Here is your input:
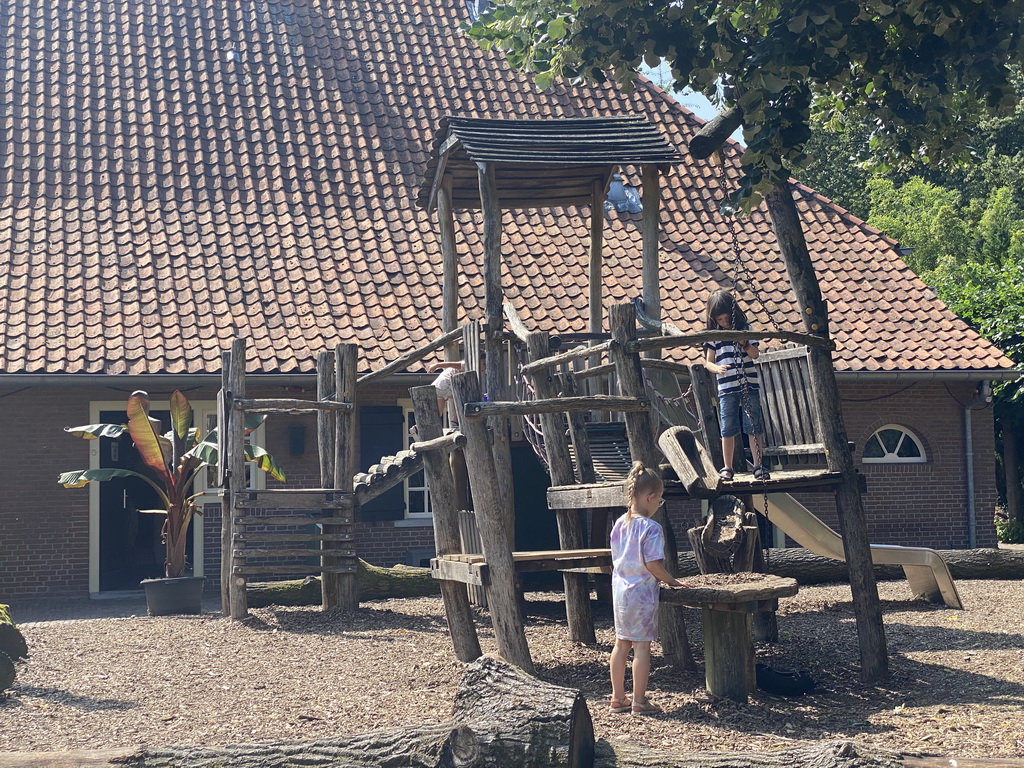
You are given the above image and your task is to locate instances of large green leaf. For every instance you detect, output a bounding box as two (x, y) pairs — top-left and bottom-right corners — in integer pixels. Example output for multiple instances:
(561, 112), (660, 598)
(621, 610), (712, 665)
(57, 468), (171, 509)
(169, 390), (193, 440)
(64, 423), (126, 440)
(126, 391), (172, 481)
(244, 444), (287, 482)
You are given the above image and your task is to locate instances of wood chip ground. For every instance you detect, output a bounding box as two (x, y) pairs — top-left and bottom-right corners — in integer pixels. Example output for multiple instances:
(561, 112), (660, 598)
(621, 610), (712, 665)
(2, 579), (1022, 758)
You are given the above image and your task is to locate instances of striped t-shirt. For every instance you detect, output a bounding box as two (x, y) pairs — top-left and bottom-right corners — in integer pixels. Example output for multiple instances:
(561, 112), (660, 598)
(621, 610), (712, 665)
(704, 340), (760, 395)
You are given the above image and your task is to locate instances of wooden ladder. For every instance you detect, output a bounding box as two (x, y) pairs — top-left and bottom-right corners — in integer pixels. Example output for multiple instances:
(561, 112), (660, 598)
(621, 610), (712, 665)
(220, 339), (359, 619)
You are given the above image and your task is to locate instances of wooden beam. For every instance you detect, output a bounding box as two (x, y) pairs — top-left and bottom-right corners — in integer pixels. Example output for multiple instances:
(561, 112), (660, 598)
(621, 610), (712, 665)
(463, 395), (649, 420)
(438, 175), (458, 360)
(477, 161), (516, 544)
(412, 386), (482, 662)
(227, 338), (248, 620)
(526, 332), (595, 644)
(451, 371), (535, 673)
(764, 180), (888, 684)
(589, 178), (605, 339)
(356, 326), (465, 388)
(325, 344), (359, 611)
(641, 165), (660, 323)
(689, 104), (744, 159)
(520, 341), (612, 376)
(218, 351), (231, 612)
(627, 328), (834, 354)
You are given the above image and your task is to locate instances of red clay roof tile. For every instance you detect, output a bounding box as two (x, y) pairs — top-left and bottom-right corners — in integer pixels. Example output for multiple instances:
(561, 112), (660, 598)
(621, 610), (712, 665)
(0, 0), (1014, 377)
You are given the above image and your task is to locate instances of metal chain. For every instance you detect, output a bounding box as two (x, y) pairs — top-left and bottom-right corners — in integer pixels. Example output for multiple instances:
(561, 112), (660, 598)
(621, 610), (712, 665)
(718, 157), (773, 569)
(718, 158), (783, 334)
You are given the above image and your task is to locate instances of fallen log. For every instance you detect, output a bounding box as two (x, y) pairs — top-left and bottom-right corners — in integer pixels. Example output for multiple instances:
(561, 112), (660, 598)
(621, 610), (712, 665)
(247, 560), (440, 607)
(677, 548), (1024, 584)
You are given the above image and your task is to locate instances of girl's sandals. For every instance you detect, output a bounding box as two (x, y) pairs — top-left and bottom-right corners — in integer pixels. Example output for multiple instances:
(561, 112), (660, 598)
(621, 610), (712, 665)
(631, 697), (661, 715)
(753, 466), (771, 481)
(718, 467), (734, 481)
(609, 697), (632, 714)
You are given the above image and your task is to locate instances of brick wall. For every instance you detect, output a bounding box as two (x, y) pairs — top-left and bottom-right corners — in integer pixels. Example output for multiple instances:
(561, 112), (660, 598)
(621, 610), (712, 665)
(0, 377), (1001, 599)
(785, 380), (998, 550)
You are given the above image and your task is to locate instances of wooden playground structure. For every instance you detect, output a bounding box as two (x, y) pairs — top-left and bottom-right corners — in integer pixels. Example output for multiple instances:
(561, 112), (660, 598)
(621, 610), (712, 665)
(215, 115), (965, 698)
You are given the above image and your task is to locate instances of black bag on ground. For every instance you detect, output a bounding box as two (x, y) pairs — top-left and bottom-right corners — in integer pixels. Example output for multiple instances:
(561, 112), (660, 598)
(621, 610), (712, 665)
(755, 663), (816, 696)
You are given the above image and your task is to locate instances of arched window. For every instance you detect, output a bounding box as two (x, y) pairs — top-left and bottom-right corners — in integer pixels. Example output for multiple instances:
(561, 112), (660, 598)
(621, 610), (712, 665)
(862, 425), (927, 464)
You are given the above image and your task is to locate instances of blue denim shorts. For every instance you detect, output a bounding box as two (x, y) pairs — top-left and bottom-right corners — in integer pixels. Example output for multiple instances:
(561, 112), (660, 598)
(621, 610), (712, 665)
(719, 390), (764, 438)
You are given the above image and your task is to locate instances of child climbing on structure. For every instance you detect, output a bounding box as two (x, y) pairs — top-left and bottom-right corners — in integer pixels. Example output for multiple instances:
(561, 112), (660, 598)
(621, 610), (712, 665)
(609, 462), (687, 715)
(703, 289), (770, 481)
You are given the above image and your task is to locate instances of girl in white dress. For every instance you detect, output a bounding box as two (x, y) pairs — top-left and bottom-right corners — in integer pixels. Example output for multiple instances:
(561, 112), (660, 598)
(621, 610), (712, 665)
(609, 462), (686, 714)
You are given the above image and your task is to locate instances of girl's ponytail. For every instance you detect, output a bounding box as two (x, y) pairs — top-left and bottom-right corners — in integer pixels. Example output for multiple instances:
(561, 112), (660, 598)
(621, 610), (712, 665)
(623, 461), (663, 522)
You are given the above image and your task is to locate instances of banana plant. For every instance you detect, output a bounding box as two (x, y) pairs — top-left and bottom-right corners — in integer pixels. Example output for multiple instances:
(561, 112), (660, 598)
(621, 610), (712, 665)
(59, 390), (285, 579)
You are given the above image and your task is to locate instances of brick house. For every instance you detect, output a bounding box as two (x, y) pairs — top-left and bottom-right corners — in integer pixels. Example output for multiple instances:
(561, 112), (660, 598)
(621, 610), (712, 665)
(0, 0), (1016, 599)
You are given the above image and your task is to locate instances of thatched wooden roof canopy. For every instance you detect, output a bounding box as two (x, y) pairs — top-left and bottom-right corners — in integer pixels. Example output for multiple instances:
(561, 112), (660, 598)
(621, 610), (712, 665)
(418, 115), (685, 212)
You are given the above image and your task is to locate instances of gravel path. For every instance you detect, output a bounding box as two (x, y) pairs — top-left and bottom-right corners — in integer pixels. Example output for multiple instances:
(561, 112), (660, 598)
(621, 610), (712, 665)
(3, 579), (1023, 758)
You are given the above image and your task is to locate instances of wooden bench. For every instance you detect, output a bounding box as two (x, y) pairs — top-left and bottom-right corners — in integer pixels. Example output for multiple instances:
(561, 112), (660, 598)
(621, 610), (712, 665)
(431, 549), (612, 586)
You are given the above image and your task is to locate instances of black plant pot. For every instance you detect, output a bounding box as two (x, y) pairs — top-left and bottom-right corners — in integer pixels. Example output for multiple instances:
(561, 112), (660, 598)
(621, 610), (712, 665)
(141, 576), (206, 616)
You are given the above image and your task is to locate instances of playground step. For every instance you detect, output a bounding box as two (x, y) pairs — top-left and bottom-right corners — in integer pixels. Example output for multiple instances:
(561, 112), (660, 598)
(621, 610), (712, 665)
(233, 489), (354, 510)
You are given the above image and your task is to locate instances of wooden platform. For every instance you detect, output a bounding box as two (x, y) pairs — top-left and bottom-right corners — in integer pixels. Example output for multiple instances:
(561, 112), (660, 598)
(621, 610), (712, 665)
(546, 468), (844, 510)
(431, 549), (612, 586)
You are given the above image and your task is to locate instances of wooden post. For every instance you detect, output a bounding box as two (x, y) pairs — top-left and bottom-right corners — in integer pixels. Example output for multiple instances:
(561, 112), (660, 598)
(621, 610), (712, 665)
(526, 333), (595, 643)
(438, 176), (459, 361)
(411, 386), (482, 662)
(227, 338), (248, 620)
(451, 371), (535, 673)
(316, 351), (336, 492)
(218, 351), (231, 614)
(608, 303), (695, 670)
(689, 363), (724, 470)
(765, 181), (888, 683)
(588, 179), (605, 341)
(641, 165), (660, 323)
(702, 606), (753, 703)
(325, 344), (359, 611)
(476, 161), (516, 548)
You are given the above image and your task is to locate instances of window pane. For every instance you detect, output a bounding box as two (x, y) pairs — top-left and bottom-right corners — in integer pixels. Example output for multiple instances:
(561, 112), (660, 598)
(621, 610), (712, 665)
(863, 434), (885, 458)
(878, 429), (901, 453)
(896, 436), (921, 458)
(408, 490), (425, 515)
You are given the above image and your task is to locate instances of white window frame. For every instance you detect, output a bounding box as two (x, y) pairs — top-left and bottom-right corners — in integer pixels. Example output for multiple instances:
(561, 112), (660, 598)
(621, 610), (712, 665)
(861, 424), (927, 464)
(400, 398), (432, 520)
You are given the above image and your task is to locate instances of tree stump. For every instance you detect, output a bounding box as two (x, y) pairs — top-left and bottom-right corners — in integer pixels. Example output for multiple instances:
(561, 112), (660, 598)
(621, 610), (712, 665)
(0, 604), (28, 663)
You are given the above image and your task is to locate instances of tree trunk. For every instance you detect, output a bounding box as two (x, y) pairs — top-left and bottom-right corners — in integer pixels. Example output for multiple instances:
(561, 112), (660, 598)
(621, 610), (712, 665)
(676, 548), (1024, 583)
(1002, 419), (1022, 529)
(246, 561), (440, 608)
(764, 182), (888, 683)
(0, 604), (28, 662)
(596, 739), (904, 768)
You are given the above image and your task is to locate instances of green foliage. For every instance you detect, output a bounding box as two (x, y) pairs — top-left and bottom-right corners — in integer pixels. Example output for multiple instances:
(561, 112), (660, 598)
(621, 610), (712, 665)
(469, 0), (1024, 206)
(60, 391), (285, 578)
(866, 178), (977, 271)
(995, 510), (1024, 543)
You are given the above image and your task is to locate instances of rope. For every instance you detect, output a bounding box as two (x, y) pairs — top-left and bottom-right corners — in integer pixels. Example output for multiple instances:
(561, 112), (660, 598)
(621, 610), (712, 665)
(512, 344), (550, 469)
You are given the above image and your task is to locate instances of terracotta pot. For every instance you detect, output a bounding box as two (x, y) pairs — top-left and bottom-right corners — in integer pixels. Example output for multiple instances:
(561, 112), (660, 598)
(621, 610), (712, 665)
(140, 576), (206, 616)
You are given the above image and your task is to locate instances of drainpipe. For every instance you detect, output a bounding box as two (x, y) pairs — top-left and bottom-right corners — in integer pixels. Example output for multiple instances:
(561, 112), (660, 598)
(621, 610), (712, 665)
(964, 381), (992, 548)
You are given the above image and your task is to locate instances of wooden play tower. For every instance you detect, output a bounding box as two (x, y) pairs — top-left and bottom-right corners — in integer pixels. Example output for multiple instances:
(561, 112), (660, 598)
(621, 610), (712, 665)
(412, 114), (892, 691)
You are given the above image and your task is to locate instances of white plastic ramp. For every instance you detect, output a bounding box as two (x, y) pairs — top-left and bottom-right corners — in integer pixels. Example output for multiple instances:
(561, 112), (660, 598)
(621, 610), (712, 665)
(752, 492), (963, 609)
